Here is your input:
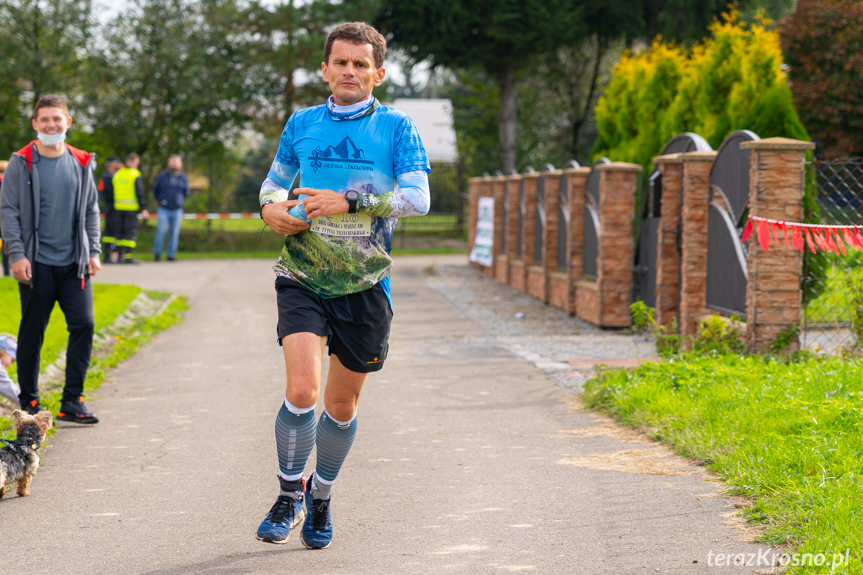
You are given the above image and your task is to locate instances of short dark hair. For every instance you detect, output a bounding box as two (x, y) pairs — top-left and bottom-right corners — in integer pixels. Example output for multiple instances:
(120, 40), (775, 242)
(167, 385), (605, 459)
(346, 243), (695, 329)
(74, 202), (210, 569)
(126, 153), (139, 164)
(324, 22), (386, 68)
(33, 94), (70, 120)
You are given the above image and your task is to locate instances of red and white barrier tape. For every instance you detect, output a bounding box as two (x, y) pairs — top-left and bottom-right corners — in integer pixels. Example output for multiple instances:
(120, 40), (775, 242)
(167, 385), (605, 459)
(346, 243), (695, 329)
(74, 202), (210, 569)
(101, 212), (261, 220)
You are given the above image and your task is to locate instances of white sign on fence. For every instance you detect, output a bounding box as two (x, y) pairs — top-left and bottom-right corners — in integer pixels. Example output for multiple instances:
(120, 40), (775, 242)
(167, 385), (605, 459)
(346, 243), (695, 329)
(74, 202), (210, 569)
(469, 196), (495, 267)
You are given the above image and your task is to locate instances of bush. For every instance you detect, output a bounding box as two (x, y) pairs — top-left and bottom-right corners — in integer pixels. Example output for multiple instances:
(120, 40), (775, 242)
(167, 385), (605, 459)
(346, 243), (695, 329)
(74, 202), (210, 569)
(779, 0), (863, 158)
(593, 9), (809, 166)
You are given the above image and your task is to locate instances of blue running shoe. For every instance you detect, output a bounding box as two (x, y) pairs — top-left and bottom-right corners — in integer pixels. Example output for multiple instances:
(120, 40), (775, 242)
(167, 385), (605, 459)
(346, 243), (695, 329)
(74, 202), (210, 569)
(301, 474), (333, 549)
(256, 494), (305, 544)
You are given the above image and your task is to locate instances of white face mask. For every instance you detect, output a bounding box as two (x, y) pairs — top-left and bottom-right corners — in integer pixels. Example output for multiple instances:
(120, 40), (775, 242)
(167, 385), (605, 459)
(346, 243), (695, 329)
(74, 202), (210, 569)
(37, 130), (66, 147)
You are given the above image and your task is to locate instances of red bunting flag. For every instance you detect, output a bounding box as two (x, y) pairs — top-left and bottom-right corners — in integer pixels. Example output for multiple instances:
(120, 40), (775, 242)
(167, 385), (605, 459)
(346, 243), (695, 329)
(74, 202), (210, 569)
(792, 225), (804, 251)
(804, 227), (817, 253)
(834, 229), (847, 255)
(743, 216), (863, 255)
(741, 217), (753, 243)
(843, 228), (858, 252)
(757, 219), (771, 252)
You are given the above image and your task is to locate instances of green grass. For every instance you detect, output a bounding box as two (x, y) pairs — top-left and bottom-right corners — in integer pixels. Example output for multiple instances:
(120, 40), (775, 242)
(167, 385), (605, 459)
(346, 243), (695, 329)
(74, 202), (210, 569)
(0, 276), (188, 438)
(583, 354), (863, 574)
(0, 277), (142, 377)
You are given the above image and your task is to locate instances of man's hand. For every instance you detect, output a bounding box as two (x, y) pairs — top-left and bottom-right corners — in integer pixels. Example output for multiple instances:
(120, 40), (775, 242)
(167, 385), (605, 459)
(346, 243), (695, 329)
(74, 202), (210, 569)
(88, 256), (101, 277)
(141, 209), (150, 220)
(11, 257), (31, 283)
(297, 187), (350, 219)
(262, 200), (311, 236)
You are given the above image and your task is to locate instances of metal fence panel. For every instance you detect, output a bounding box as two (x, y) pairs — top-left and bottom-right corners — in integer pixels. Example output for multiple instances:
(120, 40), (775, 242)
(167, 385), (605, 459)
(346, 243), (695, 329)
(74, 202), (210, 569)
(516, 179), (525, 259)
(534, 176), (545, 265)
(705, 130), (757, 316)
(802, 158), (863, 354)
(557, 173), (569, 271)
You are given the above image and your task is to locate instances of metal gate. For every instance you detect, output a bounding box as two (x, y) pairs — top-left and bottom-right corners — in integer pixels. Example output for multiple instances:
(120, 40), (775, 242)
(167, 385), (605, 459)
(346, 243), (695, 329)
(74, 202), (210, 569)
(634, 133), (712, 306)
(515, 175), (526, 260)
(557, 161), (580, 271)
(534, 166), (552, 265)
(705, 130), (759, 316)
(499, 175), (508, 256)
(583, 158), (609, 278)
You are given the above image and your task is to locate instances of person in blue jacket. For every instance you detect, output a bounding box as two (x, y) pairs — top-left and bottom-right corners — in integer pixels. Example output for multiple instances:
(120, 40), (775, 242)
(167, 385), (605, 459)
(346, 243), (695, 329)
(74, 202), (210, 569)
(151, 155), (189, 262)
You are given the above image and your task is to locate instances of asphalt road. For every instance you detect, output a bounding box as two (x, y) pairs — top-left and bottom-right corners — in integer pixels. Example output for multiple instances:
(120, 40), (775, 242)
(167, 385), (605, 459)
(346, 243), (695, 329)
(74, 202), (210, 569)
(0, 256), (775, 574)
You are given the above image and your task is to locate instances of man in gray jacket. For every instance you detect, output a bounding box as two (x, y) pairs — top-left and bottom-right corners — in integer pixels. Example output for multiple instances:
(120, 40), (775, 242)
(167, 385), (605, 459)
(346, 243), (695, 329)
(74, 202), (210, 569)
(0, 94), (102, 424)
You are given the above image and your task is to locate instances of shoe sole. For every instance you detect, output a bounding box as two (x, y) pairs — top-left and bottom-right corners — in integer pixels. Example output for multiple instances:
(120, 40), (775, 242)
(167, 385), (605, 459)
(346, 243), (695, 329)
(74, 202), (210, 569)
(57, 414), (99, 424)
(301, 535), (332, 550)
(255, 507), (305, 544)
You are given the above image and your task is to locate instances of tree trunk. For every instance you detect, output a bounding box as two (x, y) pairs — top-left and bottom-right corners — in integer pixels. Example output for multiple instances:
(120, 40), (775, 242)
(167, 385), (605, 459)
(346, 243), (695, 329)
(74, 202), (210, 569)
(497, 66), (517, 174)
(571, 39), (606, 162)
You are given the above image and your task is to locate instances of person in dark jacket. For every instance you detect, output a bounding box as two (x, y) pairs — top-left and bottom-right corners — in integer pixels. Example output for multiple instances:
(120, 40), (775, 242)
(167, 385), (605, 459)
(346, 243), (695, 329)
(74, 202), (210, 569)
(0, 94), (101, 423)
(152, 154), (189, 261)
(97, 156), (121, 263)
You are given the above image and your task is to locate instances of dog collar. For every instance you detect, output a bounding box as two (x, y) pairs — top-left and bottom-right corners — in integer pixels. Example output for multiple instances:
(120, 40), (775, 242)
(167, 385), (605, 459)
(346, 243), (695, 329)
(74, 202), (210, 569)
(1, 437), (39, 452)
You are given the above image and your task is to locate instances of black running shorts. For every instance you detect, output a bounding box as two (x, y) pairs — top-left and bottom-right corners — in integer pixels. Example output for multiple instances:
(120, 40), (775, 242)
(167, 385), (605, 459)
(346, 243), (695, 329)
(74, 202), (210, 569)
(275, 276), (392, 373)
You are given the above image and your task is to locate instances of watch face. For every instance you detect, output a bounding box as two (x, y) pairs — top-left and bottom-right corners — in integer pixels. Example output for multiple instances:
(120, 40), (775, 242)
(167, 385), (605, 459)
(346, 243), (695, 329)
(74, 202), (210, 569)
(346, 190), (359, 201)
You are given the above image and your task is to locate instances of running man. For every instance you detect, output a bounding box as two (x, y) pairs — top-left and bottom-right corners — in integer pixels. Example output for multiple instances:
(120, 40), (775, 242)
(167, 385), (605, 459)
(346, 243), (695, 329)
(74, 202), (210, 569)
(256, 21), (430, 548)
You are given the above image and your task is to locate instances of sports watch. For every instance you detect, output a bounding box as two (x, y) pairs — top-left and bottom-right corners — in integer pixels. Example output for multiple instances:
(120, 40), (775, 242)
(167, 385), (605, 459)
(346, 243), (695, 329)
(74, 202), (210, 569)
(345, 189), (360, 214)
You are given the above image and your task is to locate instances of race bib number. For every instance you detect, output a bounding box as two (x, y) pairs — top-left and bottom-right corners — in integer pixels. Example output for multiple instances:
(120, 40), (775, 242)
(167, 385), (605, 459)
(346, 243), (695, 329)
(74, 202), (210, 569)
(310, 213), (372, 237)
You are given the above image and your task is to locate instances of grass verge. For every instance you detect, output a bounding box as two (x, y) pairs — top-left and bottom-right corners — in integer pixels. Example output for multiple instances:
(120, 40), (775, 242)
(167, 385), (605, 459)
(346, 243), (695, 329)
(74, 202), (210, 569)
(0, 278), (188, 438)
(582, 353), (862, 574)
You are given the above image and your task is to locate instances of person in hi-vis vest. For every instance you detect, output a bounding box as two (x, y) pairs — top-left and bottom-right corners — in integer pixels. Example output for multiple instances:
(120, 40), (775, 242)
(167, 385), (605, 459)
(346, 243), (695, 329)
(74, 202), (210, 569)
(112, 153), (149, 264)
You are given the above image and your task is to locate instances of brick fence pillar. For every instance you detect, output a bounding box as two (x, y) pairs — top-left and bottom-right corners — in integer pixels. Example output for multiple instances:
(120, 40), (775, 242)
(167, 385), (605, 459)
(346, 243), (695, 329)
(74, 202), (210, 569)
(678, 151), (718, 344)
(503, 173), (522, 286)
(526, 168), (561, 302)
(652, 154), (684, 327)
(548, 166), (591, 313)
(492, 176), (509, 284)
(595, 162), (642, 327)
(741, 137), (814, 353)
(509, 171), (538, 292)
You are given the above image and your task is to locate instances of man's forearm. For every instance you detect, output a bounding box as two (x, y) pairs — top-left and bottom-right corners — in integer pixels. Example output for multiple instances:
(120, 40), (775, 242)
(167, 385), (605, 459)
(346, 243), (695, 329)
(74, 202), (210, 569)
(360, 170), (430, 218)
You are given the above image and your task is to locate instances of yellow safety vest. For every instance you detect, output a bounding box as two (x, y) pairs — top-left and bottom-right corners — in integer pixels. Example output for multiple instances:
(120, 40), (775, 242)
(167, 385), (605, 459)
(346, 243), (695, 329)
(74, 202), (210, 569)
(113, 167), (141, 211)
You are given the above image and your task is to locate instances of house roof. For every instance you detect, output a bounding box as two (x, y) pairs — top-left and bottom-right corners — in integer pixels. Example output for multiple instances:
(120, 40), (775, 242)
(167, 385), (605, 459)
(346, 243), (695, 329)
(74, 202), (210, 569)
(389, 98), (458, 164)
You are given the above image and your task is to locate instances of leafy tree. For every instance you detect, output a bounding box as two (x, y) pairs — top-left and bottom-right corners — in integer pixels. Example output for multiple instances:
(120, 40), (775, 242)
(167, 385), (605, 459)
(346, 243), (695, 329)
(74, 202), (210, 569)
(0, 0), (94, 155)
(779, 0), (863, 158)
(83, 0), (257, 186)
(376, 0), (589, 174)
(243, 0), (331, 136)
(640, 0), (796, 44)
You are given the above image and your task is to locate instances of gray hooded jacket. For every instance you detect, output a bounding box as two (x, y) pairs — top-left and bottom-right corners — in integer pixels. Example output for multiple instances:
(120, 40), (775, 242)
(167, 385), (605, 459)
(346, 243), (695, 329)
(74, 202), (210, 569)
(0, 141), (101, 280)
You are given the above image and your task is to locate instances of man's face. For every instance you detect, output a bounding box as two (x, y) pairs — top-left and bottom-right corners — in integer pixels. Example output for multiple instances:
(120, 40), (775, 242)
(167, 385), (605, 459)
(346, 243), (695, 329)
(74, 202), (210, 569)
(322, 40), (385, 106)
(32, 106), (72, 136)
(168, 157), (183, 172)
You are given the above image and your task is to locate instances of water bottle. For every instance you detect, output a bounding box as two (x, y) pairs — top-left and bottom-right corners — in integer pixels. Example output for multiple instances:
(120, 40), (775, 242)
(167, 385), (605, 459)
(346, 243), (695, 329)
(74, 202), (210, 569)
(288, 199), (311, 223)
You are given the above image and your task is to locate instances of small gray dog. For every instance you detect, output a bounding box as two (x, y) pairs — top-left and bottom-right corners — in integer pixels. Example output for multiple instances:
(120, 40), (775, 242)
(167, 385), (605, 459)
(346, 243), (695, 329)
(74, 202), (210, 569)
(0, 410), (52, 498)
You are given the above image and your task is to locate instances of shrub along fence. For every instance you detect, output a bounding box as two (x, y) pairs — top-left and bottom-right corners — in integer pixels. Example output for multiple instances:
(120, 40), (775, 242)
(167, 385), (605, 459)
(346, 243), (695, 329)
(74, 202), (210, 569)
(468, 134), (818, 354)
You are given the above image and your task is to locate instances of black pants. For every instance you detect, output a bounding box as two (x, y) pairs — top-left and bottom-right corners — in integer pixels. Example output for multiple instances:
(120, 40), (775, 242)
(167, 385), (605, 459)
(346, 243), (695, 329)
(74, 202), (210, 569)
(115, 211), (139, 251)
(17, 262), (95, 405)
